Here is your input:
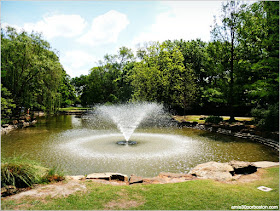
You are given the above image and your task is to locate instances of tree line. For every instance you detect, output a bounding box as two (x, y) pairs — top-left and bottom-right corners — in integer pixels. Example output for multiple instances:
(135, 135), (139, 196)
(1, 1), (279, 130)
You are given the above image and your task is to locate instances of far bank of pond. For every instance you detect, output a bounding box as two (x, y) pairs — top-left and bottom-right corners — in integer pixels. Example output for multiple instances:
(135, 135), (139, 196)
(1, 115), (279, 177)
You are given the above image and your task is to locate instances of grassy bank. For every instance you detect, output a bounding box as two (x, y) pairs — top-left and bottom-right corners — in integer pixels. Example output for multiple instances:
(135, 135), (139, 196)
(174, 115), (254, 124)
(2, 167), (279, 210)
(58, 107), (91, 112)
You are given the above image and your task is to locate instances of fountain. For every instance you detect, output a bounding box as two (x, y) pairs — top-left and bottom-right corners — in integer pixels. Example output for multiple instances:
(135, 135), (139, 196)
(94, 102), (166, 145)
(2, 101), (278, 178)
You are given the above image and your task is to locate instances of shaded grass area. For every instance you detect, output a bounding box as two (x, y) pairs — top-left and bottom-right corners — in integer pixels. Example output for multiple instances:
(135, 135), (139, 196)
(2, 167), (279, 210)
(174, 115), (254, 124)
(58, 107), (91, 111)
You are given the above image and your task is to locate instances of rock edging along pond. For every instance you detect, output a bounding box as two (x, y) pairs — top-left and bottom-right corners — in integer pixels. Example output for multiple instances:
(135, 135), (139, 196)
(64, 161), (279, 185)
(173, 119), (279, 151)
(1, 114), (37, 135)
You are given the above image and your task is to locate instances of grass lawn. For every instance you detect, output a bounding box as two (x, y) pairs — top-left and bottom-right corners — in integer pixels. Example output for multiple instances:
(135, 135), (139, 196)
(174, 115), (254, 124)
(58, 107), (91, 112)
(2, 167), (279, 210)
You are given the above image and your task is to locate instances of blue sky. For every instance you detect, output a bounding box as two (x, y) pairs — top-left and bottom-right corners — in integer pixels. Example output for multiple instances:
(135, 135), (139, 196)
(1, 1), (223, 78)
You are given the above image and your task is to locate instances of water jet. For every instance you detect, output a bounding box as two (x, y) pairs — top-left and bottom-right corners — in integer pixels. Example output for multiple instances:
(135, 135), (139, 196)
(94, 102), (166, 144)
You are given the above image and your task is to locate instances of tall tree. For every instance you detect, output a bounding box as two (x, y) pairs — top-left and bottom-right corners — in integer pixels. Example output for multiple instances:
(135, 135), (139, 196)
(211, 0), (243, 121)
(1, 26), (65, 113)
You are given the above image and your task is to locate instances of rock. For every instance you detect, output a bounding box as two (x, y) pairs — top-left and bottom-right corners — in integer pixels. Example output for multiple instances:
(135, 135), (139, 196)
(23, 122), (30, 128)
(2, 124), (9, 128)
(110, 173), (128, 182)
(228, 160), (257, 175)
(86, 173), (128, 182)
(65, 175), (85, 180)
(228, 160), (253, 169)
(252, 161), (279, 168)
(12, 120), (18, 125)
(31, 120), (37, 125)
(189, 161), (234, 181)
(129, 175), (143, 184)
(86, 173), (111, 180)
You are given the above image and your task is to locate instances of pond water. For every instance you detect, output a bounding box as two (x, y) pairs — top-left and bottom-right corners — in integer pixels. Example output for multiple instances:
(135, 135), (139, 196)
(1, 115), (278, 177)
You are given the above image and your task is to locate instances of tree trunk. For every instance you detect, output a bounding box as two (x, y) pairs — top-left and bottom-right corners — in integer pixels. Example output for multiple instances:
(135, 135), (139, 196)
(229, 28), (235, 122)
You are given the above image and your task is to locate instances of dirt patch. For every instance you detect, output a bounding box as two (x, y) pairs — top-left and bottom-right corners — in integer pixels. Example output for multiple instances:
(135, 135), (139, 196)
(105, 190), (145, 209)
(5, 180), (86, 200)
(105, 198), (145, 209)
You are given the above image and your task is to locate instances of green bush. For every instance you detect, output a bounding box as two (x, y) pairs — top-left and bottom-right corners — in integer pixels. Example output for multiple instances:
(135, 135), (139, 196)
(1, 156), (62, 188)
(205, 116), (223, 124)
(251, 103), (279, 131)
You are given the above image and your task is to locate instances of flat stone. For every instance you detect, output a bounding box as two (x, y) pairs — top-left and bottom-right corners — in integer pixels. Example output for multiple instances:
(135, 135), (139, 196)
(65, 175), (85, 180)
(86, 173), (128, 182)
(252, 161), (279, 168)
(86, 173), (112, 180)
(228, 160), (253, 169)
(129, 175), (143, 184)
(189, 161), (234, 181)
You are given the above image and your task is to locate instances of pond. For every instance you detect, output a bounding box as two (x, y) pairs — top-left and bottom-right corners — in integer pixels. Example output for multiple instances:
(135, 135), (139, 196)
(1, 115), (278, 177)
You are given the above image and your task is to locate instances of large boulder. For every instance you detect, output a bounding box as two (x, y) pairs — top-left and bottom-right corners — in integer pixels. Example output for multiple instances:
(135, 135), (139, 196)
(129, 175), (143, 184)
(189, 161), (234, 181)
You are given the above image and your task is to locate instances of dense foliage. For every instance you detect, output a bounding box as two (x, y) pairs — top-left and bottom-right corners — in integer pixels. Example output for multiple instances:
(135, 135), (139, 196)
(1, 1), (278, 130)
(1, 27), (75, 116)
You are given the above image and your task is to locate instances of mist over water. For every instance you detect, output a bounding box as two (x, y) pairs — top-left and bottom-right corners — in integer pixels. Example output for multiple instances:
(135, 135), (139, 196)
(88, 102), (172, 142)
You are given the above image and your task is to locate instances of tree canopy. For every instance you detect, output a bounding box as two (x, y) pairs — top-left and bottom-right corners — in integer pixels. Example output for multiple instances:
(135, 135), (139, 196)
(1, 1), (279, 130)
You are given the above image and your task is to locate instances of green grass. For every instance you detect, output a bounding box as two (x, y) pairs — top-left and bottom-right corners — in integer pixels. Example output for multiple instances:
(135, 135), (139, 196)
(58, 107), (91, 111)
(2, 167), (279, 210)
(174, 115), (254, 124)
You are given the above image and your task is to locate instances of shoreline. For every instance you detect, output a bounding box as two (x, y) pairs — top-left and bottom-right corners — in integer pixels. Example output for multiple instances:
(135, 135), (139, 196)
(173, 118), (279, 151)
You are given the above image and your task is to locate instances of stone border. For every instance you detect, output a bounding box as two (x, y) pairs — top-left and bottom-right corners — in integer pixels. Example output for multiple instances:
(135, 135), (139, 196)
(174, 120), (279, 151)
(64, 161), (279, 185)
(1, 115), (37, 135)
(2, 161), (278, 197)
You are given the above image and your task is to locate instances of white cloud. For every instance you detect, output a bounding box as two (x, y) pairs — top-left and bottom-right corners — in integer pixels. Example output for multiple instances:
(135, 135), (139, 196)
(3, 14), (87, 39)
(133, 1), (221, 44)
(1, 22), (23, 32)
(60, 50), (97, 78)
(77, 10), (129, 46)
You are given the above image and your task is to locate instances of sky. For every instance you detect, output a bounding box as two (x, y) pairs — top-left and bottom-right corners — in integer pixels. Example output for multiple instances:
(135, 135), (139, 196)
(1, 0), (224, 78)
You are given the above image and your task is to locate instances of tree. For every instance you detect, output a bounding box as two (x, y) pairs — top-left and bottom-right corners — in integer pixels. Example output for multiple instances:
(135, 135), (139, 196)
(131, 42), (197, 112)
(211, 0), (243, 121)
(1, 84), (16, 120)
(1, 26), (65, 114)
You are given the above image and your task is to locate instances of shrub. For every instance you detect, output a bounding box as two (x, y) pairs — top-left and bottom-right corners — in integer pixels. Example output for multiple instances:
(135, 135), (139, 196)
(1, 156), (62, 188)
(42, 167), (65, 183)
(205, 116), (223, 124)
(251, 103), (279, 131)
